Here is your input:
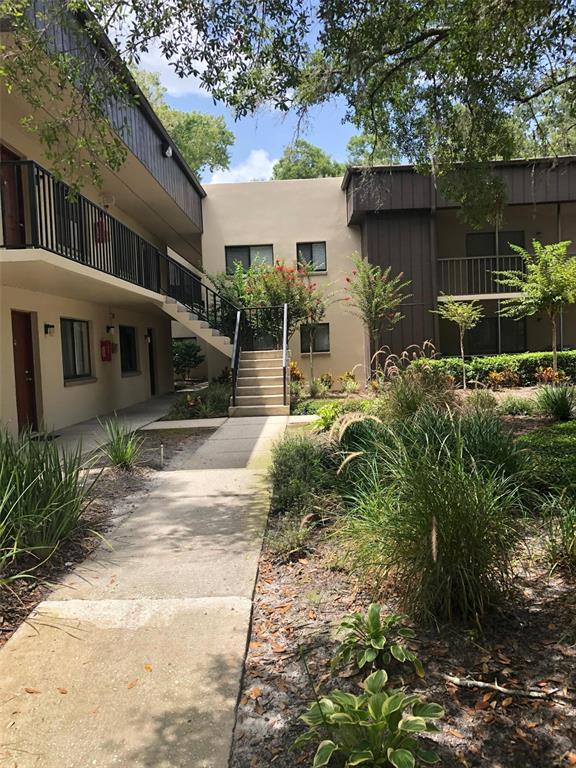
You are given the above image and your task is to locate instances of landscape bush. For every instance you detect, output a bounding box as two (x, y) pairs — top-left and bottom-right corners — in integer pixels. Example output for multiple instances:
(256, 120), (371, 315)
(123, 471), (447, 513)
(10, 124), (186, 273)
(463, 389), (498, 412)
(497, 395), (537, 416)
(0, 430), (91, 565)
(411, 350), (576, 386)
(385, 366), (455, 420)
(535, 384), (576, 421)
(269, 432), (336, 516)
(163, 382), (231, 419)
(543, 494), (576, 573)
(99, 417), (144, 469)
(172, 339), (205, 379)
(338, 412), (526, 620)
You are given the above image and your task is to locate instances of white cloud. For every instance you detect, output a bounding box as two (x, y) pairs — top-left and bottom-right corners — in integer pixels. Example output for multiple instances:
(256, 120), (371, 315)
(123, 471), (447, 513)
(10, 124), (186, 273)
(137, 44), (207, 98)
(210, 150), (278, 183)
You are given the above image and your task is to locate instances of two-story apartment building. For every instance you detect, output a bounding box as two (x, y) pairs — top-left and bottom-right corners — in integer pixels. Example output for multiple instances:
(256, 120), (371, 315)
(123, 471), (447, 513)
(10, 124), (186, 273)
(197, 158), (576, 385)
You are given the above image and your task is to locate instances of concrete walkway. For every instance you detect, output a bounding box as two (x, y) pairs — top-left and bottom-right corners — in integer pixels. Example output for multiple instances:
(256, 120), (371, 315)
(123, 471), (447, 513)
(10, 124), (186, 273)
(0, 416), (288, 768)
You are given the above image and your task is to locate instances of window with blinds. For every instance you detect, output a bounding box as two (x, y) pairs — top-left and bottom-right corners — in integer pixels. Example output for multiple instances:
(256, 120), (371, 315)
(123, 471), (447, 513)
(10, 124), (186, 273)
(297, 241), (327, 272)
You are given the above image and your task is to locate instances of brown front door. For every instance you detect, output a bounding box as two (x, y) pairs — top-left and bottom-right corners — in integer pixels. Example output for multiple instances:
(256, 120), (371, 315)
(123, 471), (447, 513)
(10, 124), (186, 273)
(0, 144), (25, 246)
(11, 311), (38, 431)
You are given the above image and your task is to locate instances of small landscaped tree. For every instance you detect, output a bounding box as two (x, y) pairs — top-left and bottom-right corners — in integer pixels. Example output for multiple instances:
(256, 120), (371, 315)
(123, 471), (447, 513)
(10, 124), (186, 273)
(344, 255), (411, 378)
(495, 240), (576, 372)
(432, 298), (484, 389)
(172, 339), (205, 380)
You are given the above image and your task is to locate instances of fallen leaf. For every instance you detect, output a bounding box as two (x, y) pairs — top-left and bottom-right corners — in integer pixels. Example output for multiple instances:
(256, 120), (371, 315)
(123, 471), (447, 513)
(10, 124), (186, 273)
(567, 753), (576, 766)
(144, 664), (153, 673)
(502, 697), (513, 708)
(248, 687), (263, 700)
(24, 687), (40, 694)
(56, 688), (68, 695)
(127, 679), (138, 689)
(271, 643), (285, 653)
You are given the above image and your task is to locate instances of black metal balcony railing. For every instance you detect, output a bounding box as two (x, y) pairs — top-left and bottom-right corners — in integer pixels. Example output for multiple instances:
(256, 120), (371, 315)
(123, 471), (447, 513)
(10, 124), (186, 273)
(437, 255), (525, 295)
(0, 160), (237, 336)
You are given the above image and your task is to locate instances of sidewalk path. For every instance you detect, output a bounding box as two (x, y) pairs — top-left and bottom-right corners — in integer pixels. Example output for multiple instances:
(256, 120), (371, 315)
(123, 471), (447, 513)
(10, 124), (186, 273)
(0, 416), (287, 768)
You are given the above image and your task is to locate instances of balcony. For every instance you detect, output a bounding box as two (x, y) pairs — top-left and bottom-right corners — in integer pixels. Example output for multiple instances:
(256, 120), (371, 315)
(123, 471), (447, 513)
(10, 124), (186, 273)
(437, 255), (525, 297)
(0, 160), (235, 335)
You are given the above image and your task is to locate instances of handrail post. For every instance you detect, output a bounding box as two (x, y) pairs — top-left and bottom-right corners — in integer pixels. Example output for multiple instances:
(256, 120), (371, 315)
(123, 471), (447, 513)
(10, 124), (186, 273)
(27, 162), (39, 247)
(231, 309), (242, 408)
(282, 303), (289, 407)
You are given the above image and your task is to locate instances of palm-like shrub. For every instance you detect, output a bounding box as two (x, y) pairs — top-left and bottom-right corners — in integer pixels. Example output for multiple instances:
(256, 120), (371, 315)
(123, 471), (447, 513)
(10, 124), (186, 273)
(536, 384), (576, 421)
(99, 417), (144, 469)
(0, 430), (91, 562)
(385, 367), (455, 420)
(497, 395), (537, 416)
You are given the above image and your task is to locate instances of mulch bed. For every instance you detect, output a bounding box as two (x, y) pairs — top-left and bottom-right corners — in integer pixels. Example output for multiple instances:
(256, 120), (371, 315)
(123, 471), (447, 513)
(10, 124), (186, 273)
(0, 429), (210, 648)
(232, 533), (576, 766)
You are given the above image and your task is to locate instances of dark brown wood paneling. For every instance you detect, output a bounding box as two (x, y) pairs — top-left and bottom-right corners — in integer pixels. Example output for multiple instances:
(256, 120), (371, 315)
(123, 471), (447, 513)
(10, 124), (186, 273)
(362, 211), (437, 354)
(346, 158), (576, 223)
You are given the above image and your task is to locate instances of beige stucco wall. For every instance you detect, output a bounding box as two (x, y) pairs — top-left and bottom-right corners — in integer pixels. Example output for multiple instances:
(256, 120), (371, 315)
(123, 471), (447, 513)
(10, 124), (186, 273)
(201, 177), (369, 386)
(1, 284), (173, 434)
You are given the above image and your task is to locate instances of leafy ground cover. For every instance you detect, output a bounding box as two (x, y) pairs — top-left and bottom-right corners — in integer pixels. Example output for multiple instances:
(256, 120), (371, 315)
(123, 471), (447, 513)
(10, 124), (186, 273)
(518, 421), (576, 496)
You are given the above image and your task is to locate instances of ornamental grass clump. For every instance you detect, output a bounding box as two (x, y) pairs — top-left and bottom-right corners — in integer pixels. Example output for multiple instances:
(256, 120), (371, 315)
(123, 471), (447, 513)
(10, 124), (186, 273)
(0, 429), (91, 563)
(338, 412), (526, 621)
(536, 384), (576, 421)
(99, 417), (144, 470)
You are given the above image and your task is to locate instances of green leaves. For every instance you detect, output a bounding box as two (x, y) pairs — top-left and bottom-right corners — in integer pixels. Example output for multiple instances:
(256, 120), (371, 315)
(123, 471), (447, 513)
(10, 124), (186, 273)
(313, 741), (338, 767)
(331, 604), (423, 678)
(388, 748), (415, 768)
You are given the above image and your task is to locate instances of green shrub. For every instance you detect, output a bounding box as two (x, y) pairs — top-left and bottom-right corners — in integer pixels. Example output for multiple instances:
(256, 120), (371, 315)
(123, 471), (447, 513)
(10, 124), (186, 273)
(0, 430), (91, 562)
(172, 339), (205, 379)
(535, 384), (576, 421)
(292, 398), (363, 417)
(543, 494), (576, 573)
(293, 669), (443, 768)
(331, 604), (423, 677)
(518, 421), (576, 495)
(269, 433), (336, 516)
(464, 390), (498, 412)
(99, 417), (144, 469)
(309, 378), (330, 398)
(339, 415), (526, 620)
(497, 395), (537, 416)
(164, 382), (231, 419)
(411, 350), (576, 387)
(386, 367), (455, 420)
(267, 516), (313, 561)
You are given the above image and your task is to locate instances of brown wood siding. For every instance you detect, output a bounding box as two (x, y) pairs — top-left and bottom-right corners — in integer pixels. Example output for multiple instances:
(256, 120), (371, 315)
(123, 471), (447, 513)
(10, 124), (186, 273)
(362, 212), (438, 354)
(347, 159), (576, 222)
(28, 1), (203, 231)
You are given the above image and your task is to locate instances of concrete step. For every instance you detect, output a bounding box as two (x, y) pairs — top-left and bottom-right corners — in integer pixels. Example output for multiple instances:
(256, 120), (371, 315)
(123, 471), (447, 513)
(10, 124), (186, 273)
(238, 366), (283, 378)
(228, 404), (290, 417)
(238, 357), (284, 370)
(237, 375), (284, 387)
(234, 394), (285, 406)
(241, 350), (283, 360)
(236, 383), (284, 396)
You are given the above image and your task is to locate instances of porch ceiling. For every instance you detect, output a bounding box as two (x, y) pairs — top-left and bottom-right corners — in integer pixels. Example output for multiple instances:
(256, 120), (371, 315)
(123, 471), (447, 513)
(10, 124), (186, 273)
(0, 249), (166, 313)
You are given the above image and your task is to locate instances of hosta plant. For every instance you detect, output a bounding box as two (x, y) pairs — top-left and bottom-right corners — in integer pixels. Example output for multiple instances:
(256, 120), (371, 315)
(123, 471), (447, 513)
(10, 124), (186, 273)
(293, 669), (443, 767)
(331, 604), (424, 677)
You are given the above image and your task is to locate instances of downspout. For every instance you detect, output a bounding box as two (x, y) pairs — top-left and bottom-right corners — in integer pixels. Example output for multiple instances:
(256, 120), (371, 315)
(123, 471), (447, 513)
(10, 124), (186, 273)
(557, 202), (564, 351)
(429, 171), (440, 349)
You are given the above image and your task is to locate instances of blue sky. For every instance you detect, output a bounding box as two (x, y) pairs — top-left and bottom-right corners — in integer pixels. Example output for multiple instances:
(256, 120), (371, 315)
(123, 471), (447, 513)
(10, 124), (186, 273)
(138, 47), (356, 183)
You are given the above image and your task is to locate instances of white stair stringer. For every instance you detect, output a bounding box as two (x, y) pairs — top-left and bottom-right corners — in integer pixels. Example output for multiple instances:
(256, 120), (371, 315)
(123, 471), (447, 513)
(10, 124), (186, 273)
(161, 297), (233, 357)
(229, 349), (290, 417)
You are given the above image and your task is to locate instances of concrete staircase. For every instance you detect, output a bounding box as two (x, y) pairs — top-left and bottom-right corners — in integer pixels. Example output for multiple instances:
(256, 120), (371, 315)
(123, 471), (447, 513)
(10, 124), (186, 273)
(161, 297), (233, 357)
(229, 350), (290, 417)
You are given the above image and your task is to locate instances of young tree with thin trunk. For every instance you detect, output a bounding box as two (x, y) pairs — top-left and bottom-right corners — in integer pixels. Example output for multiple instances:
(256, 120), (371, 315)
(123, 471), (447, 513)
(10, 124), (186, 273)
(432, 298), (484, 388)
(495, 240), (576, 372)
(345, 255), (411, 378)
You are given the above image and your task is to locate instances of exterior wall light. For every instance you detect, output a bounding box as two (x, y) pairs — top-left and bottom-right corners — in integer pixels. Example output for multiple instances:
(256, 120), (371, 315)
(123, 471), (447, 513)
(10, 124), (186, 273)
(44, 323), (55, 336)
(162, 142), (173, 158)
(106, 325), (116, 334)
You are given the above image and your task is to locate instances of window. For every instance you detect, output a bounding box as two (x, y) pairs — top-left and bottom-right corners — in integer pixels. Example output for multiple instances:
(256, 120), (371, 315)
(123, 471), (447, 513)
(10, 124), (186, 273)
(119, 325), (138, 374)
(61, 319), (91, 380)
(300, 323), (330, 353)
(297, 242), (327, 272)
(225, 244), (274, 273)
